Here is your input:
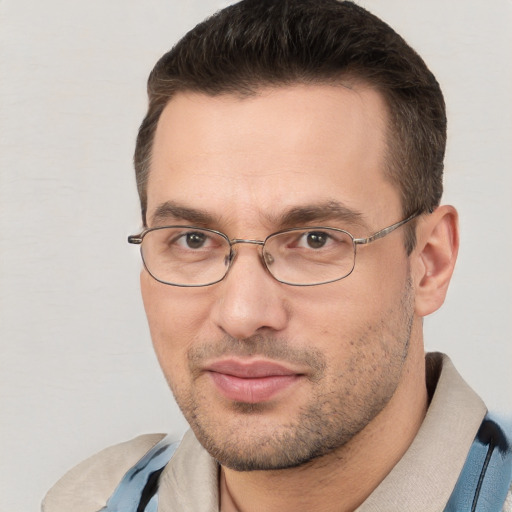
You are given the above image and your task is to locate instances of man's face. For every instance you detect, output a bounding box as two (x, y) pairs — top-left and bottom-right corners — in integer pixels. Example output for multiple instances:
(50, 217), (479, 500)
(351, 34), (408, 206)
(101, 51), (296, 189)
(141, 84), (417, 470)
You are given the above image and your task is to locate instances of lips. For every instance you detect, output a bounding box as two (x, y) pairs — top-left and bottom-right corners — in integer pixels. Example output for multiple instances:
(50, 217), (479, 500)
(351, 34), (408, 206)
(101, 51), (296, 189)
(205, 359), (302, 403)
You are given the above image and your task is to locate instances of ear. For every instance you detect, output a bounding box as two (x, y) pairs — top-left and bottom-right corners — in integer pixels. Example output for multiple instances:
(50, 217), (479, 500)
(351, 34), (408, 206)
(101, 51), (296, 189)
(411, 205), (459, 317)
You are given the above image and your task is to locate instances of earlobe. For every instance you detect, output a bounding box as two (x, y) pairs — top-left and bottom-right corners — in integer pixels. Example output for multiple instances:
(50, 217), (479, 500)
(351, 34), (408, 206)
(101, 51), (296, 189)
(412, 205), (459, 317)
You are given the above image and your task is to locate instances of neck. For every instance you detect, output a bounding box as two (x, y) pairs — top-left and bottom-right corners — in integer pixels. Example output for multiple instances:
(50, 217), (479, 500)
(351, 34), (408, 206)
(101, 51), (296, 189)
(220, 331), (428, 512)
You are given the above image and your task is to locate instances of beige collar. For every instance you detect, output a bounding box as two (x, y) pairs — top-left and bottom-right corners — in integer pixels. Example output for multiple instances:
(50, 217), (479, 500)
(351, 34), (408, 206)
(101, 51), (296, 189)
(356, 353), (486, 511)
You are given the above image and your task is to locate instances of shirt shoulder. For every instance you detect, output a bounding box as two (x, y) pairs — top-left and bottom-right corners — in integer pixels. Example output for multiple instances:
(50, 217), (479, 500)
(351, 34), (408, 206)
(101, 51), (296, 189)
(42, 434), (166, 512)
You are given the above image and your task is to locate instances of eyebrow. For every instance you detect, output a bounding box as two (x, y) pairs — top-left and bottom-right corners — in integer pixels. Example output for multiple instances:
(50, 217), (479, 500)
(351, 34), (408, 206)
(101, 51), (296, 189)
(149, 200), (368, 231)
(150, 201), (219, 227)
(276, 201), (367, 229)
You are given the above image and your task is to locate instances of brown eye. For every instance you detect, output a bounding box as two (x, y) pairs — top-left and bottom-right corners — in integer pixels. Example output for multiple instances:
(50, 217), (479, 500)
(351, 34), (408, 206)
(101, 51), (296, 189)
(305, 232), (328, 249)
(185, 232), (207, 249)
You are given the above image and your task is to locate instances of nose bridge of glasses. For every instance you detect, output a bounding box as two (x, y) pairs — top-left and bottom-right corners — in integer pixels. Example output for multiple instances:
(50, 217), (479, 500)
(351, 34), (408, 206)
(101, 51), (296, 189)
(229, 238), (265, 247)
(226, 238), (271, 273)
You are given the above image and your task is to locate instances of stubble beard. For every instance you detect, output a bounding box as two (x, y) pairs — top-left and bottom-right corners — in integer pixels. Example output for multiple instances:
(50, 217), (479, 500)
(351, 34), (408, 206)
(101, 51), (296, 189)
(167, 279), (415, 472)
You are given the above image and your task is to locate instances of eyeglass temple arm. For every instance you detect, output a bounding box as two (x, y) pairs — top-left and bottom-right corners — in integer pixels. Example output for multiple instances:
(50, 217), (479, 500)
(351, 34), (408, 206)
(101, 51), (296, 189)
(353, 212), (420, 246)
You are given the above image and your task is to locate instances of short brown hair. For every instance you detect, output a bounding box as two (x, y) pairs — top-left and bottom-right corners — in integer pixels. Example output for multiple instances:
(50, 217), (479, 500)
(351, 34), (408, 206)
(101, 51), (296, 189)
(134, 0), (446, 251)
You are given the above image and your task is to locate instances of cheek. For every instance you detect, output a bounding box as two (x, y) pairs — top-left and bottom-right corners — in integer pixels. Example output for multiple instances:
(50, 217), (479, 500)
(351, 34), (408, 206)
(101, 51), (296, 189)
(287, 256), (411, 348)
(351, 248), (411, 311)
(287, 282), (372, 335)
(140, 272), (211, 367)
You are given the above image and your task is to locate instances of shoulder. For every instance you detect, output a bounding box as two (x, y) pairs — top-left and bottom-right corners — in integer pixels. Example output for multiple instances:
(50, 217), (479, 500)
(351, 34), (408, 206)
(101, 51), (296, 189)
(42, 434), (166, 512)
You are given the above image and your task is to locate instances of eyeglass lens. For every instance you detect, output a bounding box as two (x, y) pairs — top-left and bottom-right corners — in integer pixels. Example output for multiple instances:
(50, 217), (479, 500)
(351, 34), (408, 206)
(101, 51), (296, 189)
(140, 226), (356, 286)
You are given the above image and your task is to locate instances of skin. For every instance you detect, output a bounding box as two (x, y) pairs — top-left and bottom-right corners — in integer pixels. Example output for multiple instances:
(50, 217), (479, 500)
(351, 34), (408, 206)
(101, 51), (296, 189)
(141, 84), (459, 511)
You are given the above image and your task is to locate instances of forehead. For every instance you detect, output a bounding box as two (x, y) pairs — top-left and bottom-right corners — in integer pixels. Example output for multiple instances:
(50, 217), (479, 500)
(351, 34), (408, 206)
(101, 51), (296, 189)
(147, 84), (400, 230)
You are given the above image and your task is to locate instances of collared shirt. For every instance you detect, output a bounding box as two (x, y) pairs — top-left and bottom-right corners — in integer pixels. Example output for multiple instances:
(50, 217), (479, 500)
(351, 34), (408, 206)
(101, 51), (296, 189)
(44, 353), (508, 512)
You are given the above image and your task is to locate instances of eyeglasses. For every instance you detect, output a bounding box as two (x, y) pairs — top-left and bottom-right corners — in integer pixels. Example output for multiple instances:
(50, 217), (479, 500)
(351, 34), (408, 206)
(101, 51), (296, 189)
(128, 213), (419, 287)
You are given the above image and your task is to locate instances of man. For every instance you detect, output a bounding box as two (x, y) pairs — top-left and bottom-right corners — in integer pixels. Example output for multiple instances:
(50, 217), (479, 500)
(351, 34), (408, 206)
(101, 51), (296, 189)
(43, 0), (512, 510)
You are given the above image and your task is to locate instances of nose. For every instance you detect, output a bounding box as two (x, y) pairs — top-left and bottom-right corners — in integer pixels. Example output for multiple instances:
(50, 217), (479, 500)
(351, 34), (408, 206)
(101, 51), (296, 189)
(211, 245), (289, 339)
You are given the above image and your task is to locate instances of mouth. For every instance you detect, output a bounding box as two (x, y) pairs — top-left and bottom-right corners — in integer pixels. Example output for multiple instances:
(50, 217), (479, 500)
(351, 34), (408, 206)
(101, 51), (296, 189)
(204, 359), (303, 403)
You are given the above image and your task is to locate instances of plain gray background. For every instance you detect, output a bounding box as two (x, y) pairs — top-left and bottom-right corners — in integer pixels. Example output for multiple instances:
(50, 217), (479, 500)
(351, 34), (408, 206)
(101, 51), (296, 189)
(1, 1), (511, 510)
